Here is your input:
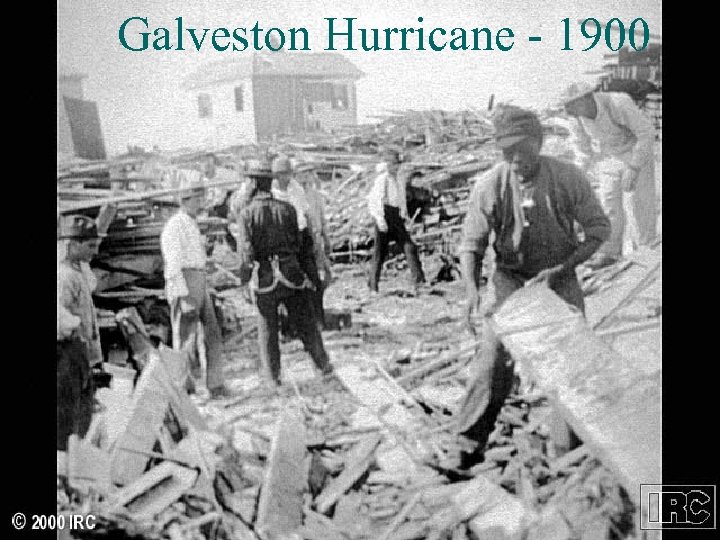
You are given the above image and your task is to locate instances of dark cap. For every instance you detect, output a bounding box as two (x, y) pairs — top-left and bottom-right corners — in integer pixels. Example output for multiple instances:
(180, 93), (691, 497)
(493, 106), (544, 148)
(58, 214), (101, 240)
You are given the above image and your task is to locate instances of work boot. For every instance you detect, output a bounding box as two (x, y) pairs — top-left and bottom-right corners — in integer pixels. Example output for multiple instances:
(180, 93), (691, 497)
(585, 253), (619, 270)
(209, 385), (237, 400)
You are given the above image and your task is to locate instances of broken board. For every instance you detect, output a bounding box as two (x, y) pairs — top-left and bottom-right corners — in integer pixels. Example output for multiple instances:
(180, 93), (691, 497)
(255, 404), (308, 539)
(490, 283), (661, 505)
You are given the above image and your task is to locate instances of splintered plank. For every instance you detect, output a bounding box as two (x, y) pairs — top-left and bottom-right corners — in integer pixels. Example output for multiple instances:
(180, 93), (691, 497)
(585, 246), (662, 329)
(109, 353), (203, 485)
(315, 433), (383, 513)
(490, 283), (662, 503)
(109, 461), (198, 522)
(255, 405), (308, 539)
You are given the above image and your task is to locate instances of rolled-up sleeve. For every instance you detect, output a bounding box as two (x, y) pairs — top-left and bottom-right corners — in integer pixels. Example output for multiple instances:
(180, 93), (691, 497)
(458, 168), (498, 256)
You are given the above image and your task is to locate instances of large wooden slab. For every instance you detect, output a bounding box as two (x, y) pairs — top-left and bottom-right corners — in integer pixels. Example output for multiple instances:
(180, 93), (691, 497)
(490, 284), (661, 503)
(255, 404), (308, 539)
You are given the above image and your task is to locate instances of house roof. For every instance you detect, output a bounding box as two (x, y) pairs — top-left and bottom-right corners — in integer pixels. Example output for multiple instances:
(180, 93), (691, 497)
(182, 57), (255, 90)
(253, 52), (364, 79)
(58, 64), (88, 81)
(183, 52), (363, 90)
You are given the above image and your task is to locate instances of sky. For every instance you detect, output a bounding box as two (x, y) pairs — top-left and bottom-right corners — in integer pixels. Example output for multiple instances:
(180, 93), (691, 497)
(57, 0), (661, 155)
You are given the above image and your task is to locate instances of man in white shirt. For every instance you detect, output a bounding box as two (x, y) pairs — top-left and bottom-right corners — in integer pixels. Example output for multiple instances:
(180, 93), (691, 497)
(560, 81), (657, 266)
(366, 149), (425, 292)
(160, 182), (233, 399)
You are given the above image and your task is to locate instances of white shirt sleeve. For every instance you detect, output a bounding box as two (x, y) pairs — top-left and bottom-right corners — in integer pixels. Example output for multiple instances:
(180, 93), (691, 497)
(367, 172), (388, 227)
(160, 216), (189, 301)
(608, 92), (655, 170)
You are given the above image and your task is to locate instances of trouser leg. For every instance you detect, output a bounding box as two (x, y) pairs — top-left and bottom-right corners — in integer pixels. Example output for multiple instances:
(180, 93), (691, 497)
(286, 290), (332, 374)
(256, 293), (282, 383)
(369, 225), (388, 291)
(459, 271), (521, 461)
(57, 340), (81, 451)
(402, 240), (425, 284)
(594, 162), (625, 259)
(313, 284), (326, 329)
(171, 300), (201, 381)
(200, 289), (225, 391)
(630, 160), (657, 247)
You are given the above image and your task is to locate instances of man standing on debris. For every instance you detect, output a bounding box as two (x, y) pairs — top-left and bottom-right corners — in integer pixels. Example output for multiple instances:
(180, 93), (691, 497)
(560, 81), (657, 267)
(236, 163), (334, 387)
(458, 106), (610, 466)
(160, 181), (234, 400)
(295, 160), (333, 329)
(57, 215), (104, 450)
(367, 148), (425, 292)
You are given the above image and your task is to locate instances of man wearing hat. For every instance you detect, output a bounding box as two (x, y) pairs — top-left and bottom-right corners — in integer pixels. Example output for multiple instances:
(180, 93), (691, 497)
(57, 214), (104, 450)
(366, 148), (425, 292)
(456, 106), (610, 467)
(160, 181), (233, 399)
(560, 81), (657, 266)
(295, 160), (332, 329)
(236, 163), (333, 387)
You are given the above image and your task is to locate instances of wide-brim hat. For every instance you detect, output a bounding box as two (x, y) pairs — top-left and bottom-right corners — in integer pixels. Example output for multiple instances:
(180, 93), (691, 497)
(271, 155), (292, 175)
(245, 160), (277, 179)
(558, 81), (597, 106)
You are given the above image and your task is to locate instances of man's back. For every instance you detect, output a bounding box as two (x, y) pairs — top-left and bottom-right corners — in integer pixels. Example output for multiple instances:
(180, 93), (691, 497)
(240, 193), (306, 287)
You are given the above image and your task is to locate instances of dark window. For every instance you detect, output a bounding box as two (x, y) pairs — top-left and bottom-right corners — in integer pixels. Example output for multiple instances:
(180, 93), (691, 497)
(234, 86), (244, 112)
(332, 84), (349, 110)
(198, 93), (212, 118)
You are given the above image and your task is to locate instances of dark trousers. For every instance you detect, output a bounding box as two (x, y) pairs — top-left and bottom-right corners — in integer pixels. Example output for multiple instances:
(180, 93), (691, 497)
(461, 269), (584, 462)
(170, 269), (224, 391)
(369, 205), (425, 291)
(312, 282), (326, 329)
(57, 337), (94, 451)
(256, 284), (332, 384)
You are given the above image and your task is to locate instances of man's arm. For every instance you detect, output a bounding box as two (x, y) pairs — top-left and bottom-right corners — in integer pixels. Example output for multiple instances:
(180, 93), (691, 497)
(367, 172), (388, 231)
(160, 219), (190, 301)
(236, 209), (255, 285)
(562, 164), (612, 270)
(458, 170), (497, 330)
(609, 92), (655, 172)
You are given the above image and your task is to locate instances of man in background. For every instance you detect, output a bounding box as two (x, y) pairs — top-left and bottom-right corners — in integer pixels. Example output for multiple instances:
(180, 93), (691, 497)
(560, 81), (657, 266)
(57, 215), (103, 450)
(237, 163), (333, 387)
(295, 160), (332, 329)
(160, 180), (234, 400)
(366, 149), (425, 293)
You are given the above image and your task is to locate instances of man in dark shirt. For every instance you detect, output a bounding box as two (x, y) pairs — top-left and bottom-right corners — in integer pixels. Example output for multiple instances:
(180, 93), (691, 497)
(457, 106), (611, 465)
(236, 163), (333, 386)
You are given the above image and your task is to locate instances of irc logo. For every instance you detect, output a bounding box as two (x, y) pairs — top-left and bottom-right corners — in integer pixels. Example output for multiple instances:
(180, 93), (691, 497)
(640, 485), (716, 530)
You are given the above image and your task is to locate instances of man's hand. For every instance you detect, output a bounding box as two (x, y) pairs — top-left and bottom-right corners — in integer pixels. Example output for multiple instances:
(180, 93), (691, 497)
(179, 297), (197, 314)
(464, 288), (482, 336)
(526, 264), (564, 286)
(377, 220), (388, 233)
(621, 166), (640, 192)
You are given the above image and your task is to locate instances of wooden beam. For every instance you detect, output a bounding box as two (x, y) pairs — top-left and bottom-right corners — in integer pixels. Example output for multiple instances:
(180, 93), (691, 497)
(58, 179), (242, 213)
(315, 433), (382, 513)
(255, 405), (308, 539)
(490, 284), (661, 503)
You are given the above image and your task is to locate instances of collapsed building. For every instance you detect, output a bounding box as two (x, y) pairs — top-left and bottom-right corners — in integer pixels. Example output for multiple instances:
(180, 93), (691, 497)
(57, 68), (662, 540)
